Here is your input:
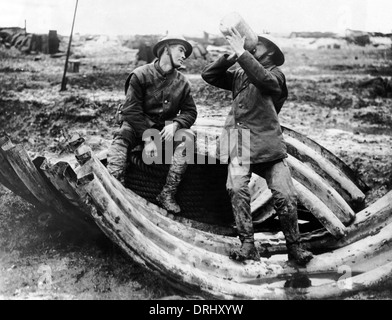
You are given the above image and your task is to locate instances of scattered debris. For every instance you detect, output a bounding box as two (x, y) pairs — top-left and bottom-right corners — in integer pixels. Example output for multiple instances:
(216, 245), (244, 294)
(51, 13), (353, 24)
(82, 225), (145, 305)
(0, 27), (60, 54)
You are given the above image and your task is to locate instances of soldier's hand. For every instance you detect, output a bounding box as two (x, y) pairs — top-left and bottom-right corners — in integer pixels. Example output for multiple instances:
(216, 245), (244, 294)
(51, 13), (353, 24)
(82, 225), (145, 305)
(226, 27), (246, 57)
(160, 122), (180, 141)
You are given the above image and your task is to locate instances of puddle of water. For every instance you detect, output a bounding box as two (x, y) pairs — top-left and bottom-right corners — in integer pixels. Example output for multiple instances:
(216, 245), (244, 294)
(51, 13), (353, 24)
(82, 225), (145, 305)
(243, 270), (363, 289)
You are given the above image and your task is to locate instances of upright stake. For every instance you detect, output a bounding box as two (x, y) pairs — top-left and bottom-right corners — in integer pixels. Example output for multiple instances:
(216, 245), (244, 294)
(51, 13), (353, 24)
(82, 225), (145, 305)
(60, 0), (79, 92)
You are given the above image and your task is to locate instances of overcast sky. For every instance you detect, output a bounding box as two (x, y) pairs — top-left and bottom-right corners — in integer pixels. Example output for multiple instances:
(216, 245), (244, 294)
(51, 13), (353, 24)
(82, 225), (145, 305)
(1, 0), (391, 37)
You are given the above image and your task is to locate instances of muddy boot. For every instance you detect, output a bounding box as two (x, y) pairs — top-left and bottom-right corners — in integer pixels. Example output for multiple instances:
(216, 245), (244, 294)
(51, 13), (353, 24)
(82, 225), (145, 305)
(287, 243), (314, 267)
(279, 211), (313, 267)
(106, 137), (129, 185)
(156, 154), (187, 214)
(229, 241), (260, 262)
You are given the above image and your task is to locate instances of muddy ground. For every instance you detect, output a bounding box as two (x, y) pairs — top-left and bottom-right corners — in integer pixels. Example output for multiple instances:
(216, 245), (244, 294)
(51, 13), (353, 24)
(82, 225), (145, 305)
(0, 38), (392, 300)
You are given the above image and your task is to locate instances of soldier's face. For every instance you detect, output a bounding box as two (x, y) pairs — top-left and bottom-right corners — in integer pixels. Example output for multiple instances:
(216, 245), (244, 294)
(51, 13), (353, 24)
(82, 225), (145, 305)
(253, 43), (269, 59)
(253, 43), (276, 66)
(169, 44), (187, 67)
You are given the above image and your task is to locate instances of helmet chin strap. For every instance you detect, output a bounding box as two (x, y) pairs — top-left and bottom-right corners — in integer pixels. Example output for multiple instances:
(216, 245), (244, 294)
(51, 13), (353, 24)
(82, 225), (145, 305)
(165, 44), (178, 69)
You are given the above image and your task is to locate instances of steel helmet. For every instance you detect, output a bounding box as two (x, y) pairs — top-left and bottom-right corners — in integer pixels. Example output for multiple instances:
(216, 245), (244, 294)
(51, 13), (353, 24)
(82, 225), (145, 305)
(257, 34), (285, 66)
(152, 34), (193, 58)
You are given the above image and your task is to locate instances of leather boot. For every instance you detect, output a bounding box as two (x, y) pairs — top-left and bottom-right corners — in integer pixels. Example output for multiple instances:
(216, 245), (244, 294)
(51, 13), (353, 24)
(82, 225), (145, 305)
(287, 243), (314, 266)
(106, 137), (129, 185)
(229, 241), (260, 262)
(279, 211), (313, 266)
(156, 150), (187, 214)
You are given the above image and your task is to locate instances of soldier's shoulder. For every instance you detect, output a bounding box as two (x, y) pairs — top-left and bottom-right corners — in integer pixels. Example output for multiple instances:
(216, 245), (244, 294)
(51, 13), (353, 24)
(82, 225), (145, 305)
(175, 69), (191, 85)
(271, 66), (286, 80)
(272, 65), (285, 74)
(131, 63), (154, 75)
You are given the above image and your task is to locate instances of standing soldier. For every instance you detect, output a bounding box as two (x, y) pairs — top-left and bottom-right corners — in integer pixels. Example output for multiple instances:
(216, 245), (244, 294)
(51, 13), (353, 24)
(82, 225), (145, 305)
(202, 28), (313, 266)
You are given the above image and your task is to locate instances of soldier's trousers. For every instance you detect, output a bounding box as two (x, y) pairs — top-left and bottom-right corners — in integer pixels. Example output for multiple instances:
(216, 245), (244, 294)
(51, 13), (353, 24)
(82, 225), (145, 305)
(226, 158), (299, 245)
(106, 122), (140, 181)
(107, 121), (192, 181)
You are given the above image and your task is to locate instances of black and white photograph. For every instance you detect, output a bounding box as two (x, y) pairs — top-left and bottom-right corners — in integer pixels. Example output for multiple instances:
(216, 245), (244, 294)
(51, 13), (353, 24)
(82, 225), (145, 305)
(0, 0), (391, 302)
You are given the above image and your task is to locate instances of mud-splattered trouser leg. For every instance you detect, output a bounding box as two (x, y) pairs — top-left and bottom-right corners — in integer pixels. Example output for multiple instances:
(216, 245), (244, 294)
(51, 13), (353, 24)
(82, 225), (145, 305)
(106, 122), (139, 184)
(258, 159), (300, 244)
(156, 141), (188, 214)
(226, 159), (254, 243)
(226, 159), (260, 261)
(255, 159), (313, 265)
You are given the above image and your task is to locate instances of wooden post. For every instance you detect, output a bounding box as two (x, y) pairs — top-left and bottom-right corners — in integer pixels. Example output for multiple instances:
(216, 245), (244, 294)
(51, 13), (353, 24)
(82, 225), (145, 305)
(68, 59), (80, 73)
(60, 0), (79, 91)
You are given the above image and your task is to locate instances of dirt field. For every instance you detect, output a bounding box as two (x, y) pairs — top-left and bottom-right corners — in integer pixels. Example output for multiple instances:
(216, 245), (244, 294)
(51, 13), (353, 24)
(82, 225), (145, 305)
(0, 36), (391, 300)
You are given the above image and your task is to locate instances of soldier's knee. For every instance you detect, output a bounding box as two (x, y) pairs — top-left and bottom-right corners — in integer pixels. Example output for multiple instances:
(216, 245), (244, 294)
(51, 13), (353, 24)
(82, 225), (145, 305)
(113, 121), (137, 145)
(227, 182), (248, 198)
(273, 189), (297, 212)
(110, 136), (129, 149)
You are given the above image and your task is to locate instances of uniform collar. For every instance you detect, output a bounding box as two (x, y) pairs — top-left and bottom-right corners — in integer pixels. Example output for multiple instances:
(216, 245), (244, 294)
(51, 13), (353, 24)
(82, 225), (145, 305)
(154, 60), (175, 78)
